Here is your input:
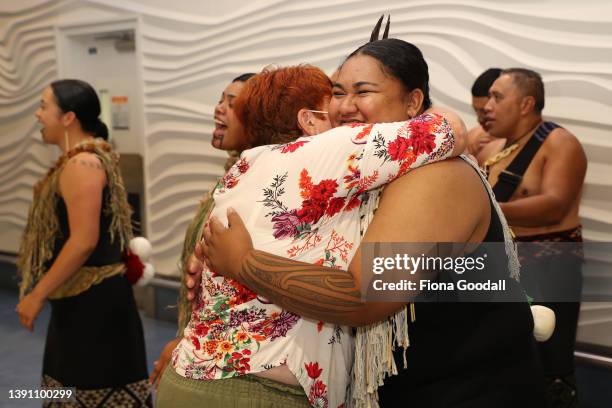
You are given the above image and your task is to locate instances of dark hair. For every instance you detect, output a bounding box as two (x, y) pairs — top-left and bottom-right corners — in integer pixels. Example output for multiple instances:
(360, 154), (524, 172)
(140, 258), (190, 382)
(471, 68), (502, 97)
(344, 38), (432, 111)
(232, 73), (256, 83)
(50, 79), (109, 140)
(501, 68), (545, 113)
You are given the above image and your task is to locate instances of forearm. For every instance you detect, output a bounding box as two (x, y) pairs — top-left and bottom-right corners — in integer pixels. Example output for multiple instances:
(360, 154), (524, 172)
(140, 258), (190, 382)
(237, 249), (367, 325)
(31, 238), (95, 299)
(236, 250), (409, 326)
(500, 195), (566, 227)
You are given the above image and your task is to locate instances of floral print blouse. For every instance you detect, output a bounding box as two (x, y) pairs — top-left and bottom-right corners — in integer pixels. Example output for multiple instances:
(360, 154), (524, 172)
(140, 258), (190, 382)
(173, 114), (455, 408)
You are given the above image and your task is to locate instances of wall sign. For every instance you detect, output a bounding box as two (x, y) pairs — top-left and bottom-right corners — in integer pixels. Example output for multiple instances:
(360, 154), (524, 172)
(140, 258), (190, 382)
(111, 95), (130, 130)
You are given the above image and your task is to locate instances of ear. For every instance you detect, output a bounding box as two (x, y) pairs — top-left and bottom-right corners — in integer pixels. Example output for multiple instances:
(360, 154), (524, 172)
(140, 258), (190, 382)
(297, 108), (316, 136)
(61, 111), (76, 127)
(520, 96), (536, 115)
(404, 89), (425, 118)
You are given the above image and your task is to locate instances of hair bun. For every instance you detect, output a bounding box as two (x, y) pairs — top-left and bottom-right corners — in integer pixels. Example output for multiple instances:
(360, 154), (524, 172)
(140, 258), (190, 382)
(89, 118), (109, 140)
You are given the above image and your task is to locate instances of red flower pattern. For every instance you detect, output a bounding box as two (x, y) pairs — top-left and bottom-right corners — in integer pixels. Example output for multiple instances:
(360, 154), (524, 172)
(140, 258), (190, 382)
(312, 379), (327, 396)
(408, 119), (437, 155)
(191, 336), (200, 351)
(354, 124), (374, 141)
(226, 351), (251, 374)
(281, 140), (309, 153)
(297, 198), (327, 224)
(310, 179), (338, 202)
(236, 158), (249, 173)
(308, 379), (329, 408)
(345, 194), (361, 211)
(230, 285), (257, 306)
(387, 136), (411, 161)
(295, 177), (339, 225)
(299, 169), (314, 199)
(305, 362), (323, 379)
(220, 158), (250, 191)
(194, 323), (209, 337)
(225, 178), (237, 189)
(325, 197), (345, 217)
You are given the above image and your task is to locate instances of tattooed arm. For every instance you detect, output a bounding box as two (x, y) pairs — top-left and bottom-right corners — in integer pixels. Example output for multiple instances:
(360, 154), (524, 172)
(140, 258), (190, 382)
(201, 212), (401, 326)
(237, 249), (368, 321)
(201, 159), (490, 326)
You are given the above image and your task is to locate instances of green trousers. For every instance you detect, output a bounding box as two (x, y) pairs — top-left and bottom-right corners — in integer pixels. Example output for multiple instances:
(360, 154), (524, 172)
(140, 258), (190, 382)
(156, 366), (312, 408)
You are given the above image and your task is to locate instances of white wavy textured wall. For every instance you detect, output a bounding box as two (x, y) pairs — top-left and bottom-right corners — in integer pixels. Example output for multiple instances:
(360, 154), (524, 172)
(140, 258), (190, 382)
(1, 1), (611, 316)
(0, 0), (64, 253)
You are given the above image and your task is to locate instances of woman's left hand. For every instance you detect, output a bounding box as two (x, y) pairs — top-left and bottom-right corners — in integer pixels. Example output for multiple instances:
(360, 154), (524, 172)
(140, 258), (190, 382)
(200, 207), (253, 280)
(16, 291), (46, 332)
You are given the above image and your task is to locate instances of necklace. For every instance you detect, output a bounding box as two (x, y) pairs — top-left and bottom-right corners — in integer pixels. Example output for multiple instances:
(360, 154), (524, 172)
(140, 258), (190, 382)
(482, 123), (540, 176)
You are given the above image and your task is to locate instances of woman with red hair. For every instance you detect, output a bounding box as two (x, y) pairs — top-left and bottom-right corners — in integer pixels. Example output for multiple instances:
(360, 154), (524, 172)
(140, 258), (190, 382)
(221, 65), (334, 150)
(157, 63), (460, 407)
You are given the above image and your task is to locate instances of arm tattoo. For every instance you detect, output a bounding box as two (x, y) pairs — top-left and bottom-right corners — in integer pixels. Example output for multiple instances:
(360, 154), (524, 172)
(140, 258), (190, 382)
(70, 158), (104, 170)
(238, 250), (363, 323)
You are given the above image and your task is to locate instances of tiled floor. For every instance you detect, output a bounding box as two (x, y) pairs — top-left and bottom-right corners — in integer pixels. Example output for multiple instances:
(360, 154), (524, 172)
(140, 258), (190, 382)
(0, 288), (176, 408)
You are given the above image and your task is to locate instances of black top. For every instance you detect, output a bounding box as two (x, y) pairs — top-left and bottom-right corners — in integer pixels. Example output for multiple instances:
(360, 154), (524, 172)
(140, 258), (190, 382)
(377, 192), (546, 407)
(46, 187), (123, 268)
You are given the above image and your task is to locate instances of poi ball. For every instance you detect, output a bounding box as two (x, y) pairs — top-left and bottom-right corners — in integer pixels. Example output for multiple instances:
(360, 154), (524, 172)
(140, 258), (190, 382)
(531, 305), (556, 342)
(129, 237), (152, 261)
(137, 262), (155, 287)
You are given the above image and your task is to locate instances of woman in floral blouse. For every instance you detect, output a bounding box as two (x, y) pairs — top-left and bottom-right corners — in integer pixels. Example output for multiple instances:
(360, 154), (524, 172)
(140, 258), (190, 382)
(200, 39), (546, 408)
(157, 59), (463, 407)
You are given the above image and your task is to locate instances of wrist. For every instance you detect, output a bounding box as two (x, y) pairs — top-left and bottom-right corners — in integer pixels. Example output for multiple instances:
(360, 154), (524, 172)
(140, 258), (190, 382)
(30, 286), (48, 301)
(236, 247), (255, 281)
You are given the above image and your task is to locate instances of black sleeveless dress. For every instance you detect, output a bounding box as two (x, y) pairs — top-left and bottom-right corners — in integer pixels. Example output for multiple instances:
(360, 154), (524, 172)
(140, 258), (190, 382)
(42, 189), (152, 407)
(377, 189), (547, 407)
